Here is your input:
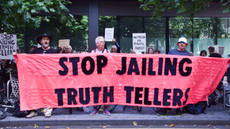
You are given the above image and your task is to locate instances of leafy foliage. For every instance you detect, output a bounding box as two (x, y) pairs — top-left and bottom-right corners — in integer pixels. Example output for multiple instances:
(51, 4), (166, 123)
(138, 0), (230, 18)
(16, 15), (88, 53)
(0, 0), (89, 53)
(0, 0), (74, 32)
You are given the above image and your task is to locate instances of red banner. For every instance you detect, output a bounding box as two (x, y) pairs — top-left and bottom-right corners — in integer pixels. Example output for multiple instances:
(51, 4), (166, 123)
(14, 53), (229, 111)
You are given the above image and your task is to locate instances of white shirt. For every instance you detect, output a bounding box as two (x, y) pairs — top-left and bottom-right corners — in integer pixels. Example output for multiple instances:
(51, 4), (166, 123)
(91, 48), (110, 53)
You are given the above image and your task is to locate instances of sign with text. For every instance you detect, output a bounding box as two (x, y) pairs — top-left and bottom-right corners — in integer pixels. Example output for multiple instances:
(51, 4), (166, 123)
(0, 34), (17, 59)
(105, 28), (114, 41)
(14, 54), (229, 110)
(58, 39), (70, 47)
(132, 33), (146, 53)
(219, 46), (224, 55)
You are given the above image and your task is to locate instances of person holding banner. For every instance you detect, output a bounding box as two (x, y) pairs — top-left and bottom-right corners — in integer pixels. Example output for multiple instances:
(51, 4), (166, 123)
(91, 36), (110, 53)
(158, 36), (190, 116)
(26, 33), (57, 118)
(90, 36), (111, 116)
(147, 48), (154, 54)
(154, 49), (160, 54)
(30, 33), (57, 54)
(200, 50), (207, 57)
(168, 36), (190, 56)
(208, 46), (223, 102)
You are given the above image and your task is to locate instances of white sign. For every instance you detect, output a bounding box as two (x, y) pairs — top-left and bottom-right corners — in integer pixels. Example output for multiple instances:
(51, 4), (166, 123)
(105, 28), (114, 41)
(132, 33), (146, 53)
(0, 34), (17, 59)
(211, 45), (224, 55)
(212, 45), (219, 53)
(219, 46), (224, 55)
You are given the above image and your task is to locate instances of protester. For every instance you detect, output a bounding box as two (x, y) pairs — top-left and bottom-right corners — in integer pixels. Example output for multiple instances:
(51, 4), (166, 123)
(30, 34), (57, 54)
(208, 46), (222, 58)
(159, 36), (190, 116)
(29, 46), (36, 53)
(27, 33), (57, 118)
(208, 46), (223, 101)
(227, 54), (230, 101)
(59, 45), (72, 54)
(147, 48), (154, 54)
(227, 58), (230, 116)
(168, 36), (190, 56)
(90, 36), (111, 116)
(154, 49), (160, 54)
(111, 45), (118, 53)
(200, 50), (207, 57)
(91, 36), (110, 53)
(208, 46), (222, 91)
(0, 60), (9, 95)
(110, 39), (120, 53)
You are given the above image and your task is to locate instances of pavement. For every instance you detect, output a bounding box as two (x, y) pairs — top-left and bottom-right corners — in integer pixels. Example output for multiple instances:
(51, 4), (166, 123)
(0, 104), (230, 127)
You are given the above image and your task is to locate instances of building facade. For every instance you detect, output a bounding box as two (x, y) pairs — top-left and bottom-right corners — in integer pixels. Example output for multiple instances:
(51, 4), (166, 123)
(2, 0), (230, 57)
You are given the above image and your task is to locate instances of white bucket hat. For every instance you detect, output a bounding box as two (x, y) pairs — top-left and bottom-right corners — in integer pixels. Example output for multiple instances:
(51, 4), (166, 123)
(177, 37), (188, 46)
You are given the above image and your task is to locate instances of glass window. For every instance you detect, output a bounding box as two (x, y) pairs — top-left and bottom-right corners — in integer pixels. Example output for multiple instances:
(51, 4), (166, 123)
(193, 18), (215, 57)
(169, 17), (192, 53)
(217, 17), (230, 58)
(99, 16), (166, 53)
(145, 17), (166, 54)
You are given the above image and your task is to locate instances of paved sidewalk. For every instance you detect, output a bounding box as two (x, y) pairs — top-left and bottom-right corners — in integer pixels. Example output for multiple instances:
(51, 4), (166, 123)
(0, 104), (230, 127)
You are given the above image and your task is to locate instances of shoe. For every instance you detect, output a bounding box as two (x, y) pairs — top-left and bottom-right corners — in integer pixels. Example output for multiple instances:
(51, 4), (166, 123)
(90, 109), (98, 116)
(175, 109), (184, 116)
(26, 111), (37, 118)
(43, 108), (52, 118)
(103, 109), (111, 116)
(157, 109), (167, 116)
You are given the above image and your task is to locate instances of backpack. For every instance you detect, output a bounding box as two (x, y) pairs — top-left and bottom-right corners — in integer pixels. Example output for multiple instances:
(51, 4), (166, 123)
(12, 100), (28, 118)
(208, 90), (221, 107)
(182, 101), (207, 115)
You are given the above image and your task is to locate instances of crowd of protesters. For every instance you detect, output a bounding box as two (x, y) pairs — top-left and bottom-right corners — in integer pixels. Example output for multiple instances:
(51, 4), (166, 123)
(0, 33), (229, 118)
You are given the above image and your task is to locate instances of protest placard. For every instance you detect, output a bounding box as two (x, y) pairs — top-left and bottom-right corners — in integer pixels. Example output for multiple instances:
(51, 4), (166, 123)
(0, 34), (17, 59)
(219, 46), (224, 55)
(58, 39), (70, 47)
(132, 33), (146, 53)
(105, 28), (114, 41)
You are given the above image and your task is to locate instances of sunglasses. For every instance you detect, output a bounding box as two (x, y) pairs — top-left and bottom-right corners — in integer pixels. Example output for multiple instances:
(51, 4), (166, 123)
(178, 41), (186, 44)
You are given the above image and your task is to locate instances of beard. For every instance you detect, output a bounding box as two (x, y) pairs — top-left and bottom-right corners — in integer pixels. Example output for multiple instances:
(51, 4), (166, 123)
(42, 43), (49, 48)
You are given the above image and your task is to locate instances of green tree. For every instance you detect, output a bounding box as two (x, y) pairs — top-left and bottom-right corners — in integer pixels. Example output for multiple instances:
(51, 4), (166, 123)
(15, 15), (88, 53)
(0, 0), (87, 53)
(0, 0), (74, 32)
(139, 0), (230, 18)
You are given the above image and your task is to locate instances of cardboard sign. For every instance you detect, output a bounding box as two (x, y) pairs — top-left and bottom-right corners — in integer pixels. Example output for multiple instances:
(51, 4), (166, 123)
(133, 33), (146, 53)
(105, 28), (114, 41)
(58, 39), (70, 47)
(0, 34), (17, 59)
(14, 53), (229, 110)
